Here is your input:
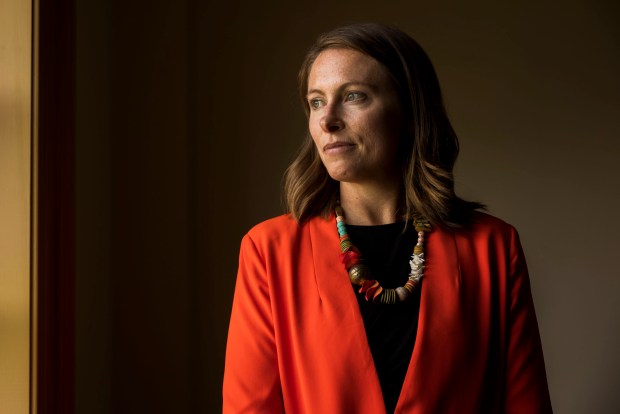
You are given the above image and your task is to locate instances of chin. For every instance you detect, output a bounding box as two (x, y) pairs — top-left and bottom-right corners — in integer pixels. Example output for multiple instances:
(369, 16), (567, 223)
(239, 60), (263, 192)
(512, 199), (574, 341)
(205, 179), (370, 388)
(326, 169), (356, 183)
(324, 162), (358, 182)
(324, 165), (344, 180)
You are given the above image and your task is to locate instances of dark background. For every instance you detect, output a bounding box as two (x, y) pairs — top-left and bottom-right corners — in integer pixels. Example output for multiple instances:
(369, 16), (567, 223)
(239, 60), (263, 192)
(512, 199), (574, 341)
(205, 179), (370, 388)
(74, 0), (620, 413)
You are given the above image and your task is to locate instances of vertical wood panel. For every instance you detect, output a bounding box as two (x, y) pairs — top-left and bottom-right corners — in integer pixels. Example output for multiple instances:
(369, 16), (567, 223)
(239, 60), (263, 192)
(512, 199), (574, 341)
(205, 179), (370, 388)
(0, 0), (32, 412)
(36, 0), (76, 412)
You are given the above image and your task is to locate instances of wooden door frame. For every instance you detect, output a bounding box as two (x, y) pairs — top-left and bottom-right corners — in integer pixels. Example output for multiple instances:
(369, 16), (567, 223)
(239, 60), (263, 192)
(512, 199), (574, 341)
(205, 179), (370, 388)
(34, 0), (76, 412)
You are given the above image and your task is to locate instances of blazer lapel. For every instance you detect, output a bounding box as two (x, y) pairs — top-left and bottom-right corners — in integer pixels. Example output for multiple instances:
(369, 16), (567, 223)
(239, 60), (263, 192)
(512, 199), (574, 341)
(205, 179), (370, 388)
(308, 215), (386, 413)
(395, 226), (462, 412)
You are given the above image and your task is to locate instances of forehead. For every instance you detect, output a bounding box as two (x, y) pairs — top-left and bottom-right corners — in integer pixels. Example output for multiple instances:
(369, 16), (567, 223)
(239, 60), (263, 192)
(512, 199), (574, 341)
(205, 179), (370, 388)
(307, 48), (390, 90)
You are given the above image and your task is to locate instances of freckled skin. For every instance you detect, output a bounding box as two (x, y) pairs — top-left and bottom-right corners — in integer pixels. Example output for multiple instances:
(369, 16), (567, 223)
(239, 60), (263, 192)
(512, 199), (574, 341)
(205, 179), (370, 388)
(307, 48), (404, 187)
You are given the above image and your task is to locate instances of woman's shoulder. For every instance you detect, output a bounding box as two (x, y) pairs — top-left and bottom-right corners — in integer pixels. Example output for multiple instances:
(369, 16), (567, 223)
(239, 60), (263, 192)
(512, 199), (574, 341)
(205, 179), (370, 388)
(244, 213), (320, 247)
(246, 213), (297, 236)
(241, 214), (331, 259)
(459, 210), (519, 240)
(450, 211), (524, 259)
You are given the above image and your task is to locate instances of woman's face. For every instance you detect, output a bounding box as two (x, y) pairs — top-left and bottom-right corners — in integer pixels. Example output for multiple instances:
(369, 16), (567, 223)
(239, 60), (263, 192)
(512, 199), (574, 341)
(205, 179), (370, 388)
(306, 48), (403, 185)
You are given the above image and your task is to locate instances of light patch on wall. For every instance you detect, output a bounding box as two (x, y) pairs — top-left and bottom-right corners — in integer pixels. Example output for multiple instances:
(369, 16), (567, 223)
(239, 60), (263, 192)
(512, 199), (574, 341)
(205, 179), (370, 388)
(0, 0), (32, 413)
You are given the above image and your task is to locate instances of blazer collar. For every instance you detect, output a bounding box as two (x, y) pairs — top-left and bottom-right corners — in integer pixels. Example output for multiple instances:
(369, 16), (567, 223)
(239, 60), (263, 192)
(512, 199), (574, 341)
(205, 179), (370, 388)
(308, 215), (461, 411)
(308, 214), (385, 411)
(396, 225), (461, 411)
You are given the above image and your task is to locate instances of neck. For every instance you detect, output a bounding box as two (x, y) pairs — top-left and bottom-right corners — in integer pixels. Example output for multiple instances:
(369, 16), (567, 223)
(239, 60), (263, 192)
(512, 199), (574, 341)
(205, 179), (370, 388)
(338, 181), (401, 225)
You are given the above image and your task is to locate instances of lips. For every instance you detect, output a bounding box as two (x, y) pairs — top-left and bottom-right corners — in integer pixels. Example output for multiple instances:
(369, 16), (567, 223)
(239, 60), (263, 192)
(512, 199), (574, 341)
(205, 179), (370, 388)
(323, 141), (355, 153)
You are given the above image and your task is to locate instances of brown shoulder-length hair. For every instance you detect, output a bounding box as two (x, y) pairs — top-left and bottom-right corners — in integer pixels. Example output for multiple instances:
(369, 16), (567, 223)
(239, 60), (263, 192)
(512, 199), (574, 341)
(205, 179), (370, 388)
(283, 23), (483, 227)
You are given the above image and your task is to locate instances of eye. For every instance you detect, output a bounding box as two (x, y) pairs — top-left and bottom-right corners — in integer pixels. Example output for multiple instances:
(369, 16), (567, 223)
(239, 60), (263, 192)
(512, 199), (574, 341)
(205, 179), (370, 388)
(308, 98), (324, 110)
(345, 91), (366, 102)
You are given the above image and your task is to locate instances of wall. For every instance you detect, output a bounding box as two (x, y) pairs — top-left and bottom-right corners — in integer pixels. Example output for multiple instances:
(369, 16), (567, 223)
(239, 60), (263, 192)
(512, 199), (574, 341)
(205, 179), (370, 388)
(75, 0), (110, 411)
(75, 0), (192, 412)
(74, 1), (620, 413)
(0, 0), (31, 412)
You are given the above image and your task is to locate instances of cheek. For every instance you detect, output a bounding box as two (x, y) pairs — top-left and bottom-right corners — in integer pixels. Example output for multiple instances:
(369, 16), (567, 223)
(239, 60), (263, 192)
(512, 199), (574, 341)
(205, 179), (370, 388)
(308, 115), (322, 145)
(367, 110), (403, 159)
(367, 110), (401, 141)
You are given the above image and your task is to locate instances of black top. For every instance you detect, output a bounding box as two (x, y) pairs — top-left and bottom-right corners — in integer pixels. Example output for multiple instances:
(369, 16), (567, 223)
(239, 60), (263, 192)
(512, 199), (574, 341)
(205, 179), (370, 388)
(347, 222), (421, 414)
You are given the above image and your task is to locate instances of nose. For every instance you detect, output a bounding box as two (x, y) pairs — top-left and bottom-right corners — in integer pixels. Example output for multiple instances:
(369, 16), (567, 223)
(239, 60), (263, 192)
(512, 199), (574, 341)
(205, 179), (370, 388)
(319, 105), (344, 133)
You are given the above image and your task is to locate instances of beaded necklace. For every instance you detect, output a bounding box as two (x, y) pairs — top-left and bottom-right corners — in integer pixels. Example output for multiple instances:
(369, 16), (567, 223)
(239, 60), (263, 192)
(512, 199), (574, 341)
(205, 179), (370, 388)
(335, 204), (431, 304)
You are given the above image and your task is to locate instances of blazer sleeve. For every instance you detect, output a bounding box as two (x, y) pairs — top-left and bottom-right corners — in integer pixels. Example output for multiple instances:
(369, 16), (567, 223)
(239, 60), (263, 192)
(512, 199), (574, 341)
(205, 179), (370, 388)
(223, 234), (285, 414)
(504, 227), (553, 413)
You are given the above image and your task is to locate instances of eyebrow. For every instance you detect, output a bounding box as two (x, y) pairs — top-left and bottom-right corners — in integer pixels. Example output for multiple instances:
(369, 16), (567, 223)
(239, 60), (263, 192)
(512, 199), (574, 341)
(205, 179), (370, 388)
(306, 81), (376, 97)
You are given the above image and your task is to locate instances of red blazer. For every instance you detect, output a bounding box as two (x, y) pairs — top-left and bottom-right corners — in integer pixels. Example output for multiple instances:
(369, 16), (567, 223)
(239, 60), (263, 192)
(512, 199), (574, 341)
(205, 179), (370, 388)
(223, 212), (552, 413)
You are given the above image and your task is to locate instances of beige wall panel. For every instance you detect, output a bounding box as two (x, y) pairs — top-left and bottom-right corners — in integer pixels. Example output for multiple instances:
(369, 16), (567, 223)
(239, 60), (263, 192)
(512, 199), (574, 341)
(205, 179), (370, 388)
(0, 0), (32, 413)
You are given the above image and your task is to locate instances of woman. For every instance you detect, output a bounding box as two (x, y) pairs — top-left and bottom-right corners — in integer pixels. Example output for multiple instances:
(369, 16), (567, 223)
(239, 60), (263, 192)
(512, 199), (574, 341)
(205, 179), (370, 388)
(223, 23), (552, 413)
